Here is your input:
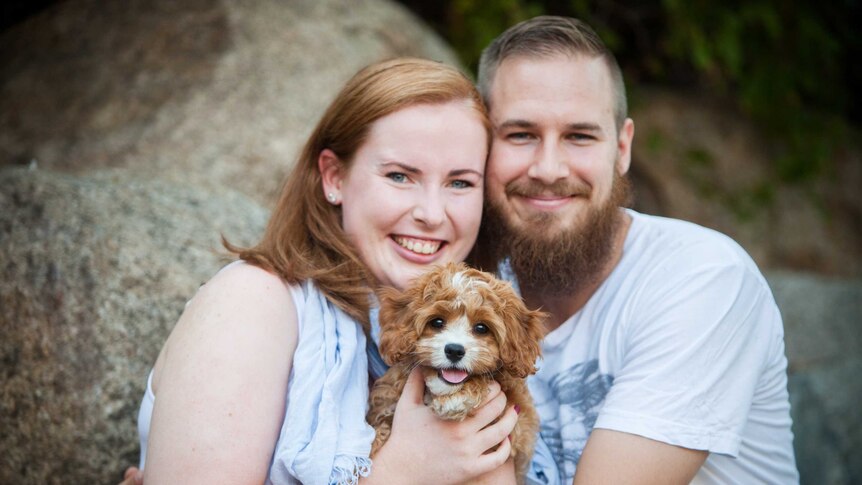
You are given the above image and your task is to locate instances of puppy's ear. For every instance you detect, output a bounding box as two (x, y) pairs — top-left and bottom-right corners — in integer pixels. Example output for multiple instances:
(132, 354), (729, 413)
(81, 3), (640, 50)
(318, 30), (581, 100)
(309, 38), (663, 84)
(377, 286), (417, 366)
(499, 299), (546, 379)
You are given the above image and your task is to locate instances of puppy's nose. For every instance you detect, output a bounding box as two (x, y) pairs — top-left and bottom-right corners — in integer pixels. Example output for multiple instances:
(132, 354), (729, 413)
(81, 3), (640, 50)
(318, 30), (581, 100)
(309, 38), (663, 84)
(444, 343), (466, 363)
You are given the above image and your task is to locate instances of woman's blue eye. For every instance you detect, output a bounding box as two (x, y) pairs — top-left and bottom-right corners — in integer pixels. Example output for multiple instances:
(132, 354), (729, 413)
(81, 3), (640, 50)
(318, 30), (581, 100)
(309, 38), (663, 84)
(451, 180), (473, 189)
(387, 172), (408, 183)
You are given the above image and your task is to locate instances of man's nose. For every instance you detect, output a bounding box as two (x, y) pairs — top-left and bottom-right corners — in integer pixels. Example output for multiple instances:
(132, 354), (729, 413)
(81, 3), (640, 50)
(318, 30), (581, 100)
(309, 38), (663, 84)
(527, 141), (570, 184)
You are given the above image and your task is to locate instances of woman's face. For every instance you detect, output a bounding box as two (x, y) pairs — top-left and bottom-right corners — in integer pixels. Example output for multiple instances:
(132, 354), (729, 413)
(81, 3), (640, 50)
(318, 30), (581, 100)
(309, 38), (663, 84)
(322, 101), (487, 291)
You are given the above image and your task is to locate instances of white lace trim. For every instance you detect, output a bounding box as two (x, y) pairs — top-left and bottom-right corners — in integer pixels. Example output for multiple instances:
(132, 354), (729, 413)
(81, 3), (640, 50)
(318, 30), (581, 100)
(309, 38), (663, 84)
(330, 456), (372, 485)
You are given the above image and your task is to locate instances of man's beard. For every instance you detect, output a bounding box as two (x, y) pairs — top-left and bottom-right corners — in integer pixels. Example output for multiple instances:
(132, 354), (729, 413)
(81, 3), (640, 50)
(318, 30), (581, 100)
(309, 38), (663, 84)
(482, 173), (632, 297)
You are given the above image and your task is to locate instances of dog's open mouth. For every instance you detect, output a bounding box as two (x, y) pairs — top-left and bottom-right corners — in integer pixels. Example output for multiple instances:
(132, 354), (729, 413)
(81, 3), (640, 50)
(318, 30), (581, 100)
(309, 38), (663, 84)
(439, 368), (469, 385)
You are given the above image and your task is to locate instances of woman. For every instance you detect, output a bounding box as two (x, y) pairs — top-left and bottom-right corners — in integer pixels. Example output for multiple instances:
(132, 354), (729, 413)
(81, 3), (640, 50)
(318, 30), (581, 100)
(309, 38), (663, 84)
(132, 58), (518, 484)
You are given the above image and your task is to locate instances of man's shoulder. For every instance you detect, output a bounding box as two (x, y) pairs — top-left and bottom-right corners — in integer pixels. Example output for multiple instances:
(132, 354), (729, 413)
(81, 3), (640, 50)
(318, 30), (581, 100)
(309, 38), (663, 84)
(628, 209), (734, 243)
(623, 209), (770, 292)
(627, 209), (753, 265)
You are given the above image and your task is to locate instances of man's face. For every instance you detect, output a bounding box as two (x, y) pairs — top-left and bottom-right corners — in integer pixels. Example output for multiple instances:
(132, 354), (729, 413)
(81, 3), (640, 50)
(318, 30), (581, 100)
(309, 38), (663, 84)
(485, 54), (633, 241)
(483, 54), (635, 294)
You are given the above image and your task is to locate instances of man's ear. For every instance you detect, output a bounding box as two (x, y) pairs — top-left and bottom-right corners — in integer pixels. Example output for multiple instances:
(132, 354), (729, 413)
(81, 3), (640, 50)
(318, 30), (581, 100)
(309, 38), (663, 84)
(616, 118), (635, 176)
(318, 148), (345, 205)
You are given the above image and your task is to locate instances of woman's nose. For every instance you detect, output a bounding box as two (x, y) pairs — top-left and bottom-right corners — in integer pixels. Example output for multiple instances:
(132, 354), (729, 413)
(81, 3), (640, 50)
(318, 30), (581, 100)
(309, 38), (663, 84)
(411, 189), (445, 228)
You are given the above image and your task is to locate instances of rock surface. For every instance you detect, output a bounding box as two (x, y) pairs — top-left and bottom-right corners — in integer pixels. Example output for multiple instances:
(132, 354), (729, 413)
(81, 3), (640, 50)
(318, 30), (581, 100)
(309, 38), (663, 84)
(768, 271), (862, 485)
(0, 167), (269, 483)
(0, 0), (459, 205)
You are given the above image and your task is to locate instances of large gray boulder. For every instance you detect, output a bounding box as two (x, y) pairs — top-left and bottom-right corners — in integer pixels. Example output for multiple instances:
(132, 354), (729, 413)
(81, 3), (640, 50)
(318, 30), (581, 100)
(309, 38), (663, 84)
(0, 0), (459, 206)
(768, 271), (862, 485)
(0, 166), (269, 483)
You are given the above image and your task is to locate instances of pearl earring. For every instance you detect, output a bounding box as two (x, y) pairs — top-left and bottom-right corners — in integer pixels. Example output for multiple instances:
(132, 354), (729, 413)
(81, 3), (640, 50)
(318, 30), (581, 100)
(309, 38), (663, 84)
(327, 193), (336, 203)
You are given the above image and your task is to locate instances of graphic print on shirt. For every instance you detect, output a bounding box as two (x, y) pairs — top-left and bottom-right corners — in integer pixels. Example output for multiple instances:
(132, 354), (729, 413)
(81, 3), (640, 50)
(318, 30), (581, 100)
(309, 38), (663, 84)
(539, 359), (613, 478)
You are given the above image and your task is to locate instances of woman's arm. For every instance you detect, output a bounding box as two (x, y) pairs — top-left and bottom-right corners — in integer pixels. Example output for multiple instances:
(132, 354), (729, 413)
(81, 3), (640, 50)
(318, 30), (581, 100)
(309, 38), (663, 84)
(144, 263), (299, 484)
(363, 368), (518, 485)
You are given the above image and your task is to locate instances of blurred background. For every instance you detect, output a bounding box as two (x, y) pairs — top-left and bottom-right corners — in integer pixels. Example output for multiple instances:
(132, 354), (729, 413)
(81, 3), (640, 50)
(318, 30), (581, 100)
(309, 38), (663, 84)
(1, 0), (859, 483)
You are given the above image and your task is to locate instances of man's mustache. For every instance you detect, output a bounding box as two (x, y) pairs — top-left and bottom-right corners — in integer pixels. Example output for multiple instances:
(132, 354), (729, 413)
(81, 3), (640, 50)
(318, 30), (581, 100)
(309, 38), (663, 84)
(505, 179), (592, 198)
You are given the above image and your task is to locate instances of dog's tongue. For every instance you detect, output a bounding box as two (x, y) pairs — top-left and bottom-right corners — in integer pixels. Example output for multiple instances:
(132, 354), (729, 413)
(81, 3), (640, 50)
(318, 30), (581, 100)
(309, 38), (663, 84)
(441, 368), (468, 384)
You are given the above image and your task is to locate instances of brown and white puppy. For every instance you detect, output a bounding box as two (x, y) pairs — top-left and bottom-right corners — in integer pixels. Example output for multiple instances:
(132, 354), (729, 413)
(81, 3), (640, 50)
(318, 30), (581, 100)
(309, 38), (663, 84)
(367, 262), (545, 482)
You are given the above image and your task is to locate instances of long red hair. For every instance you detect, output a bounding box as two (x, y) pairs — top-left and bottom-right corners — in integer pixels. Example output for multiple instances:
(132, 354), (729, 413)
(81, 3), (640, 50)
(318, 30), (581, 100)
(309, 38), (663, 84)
(227, 58), (489, 330)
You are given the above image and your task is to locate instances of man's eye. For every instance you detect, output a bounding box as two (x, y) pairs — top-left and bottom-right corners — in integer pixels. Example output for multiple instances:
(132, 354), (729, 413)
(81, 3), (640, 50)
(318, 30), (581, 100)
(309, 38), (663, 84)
(567, 133), (596, 142)
(429, 317), (445, 329)
(386, 172), (408, 183)
(450, 180), (473, 189)
(473, 323), (489, 335)
(507, 132), (533, 142)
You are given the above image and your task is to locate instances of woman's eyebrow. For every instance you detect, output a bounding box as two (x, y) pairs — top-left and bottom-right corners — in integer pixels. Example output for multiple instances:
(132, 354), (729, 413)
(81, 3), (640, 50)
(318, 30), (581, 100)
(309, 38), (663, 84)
(379, 161), (421, 174)
(449, 168), (483, 178)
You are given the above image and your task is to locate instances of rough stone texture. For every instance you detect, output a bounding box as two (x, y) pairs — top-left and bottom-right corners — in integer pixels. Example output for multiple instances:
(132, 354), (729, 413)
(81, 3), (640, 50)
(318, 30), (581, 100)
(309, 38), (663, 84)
(630, 89), (862, 278)
(0, 0), (460, 206)
(767, 271), (862, 485)
(0, 166), (269, 484)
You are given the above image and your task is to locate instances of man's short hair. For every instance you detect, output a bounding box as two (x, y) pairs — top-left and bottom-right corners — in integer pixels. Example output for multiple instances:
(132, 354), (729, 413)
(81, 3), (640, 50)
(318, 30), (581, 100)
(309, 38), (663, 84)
(478, 16), (628, 131)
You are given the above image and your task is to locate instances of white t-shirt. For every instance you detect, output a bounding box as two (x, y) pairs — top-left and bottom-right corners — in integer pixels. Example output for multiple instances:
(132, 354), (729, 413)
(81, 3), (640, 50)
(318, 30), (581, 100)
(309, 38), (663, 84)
(511, 210), (798, 484)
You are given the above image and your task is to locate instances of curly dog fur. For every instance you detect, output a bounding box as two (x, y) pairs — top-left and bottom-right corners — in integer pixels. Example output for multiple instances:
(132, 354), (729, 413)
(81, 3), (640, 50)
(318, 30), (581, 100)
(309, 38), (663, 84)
(367, 262), (545, 483)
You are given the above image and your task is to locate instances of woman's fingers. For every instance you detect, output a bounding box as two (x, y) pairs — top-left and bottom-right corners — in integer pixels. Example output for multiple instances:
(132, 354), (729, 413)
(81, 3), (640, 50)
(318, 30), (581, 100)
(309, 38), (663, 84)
(475, 427), (514, 474)
(398, 367), (426, 408)
(119, 467), (143, 485)
(468, 382), (507, 431)
(482, 379), (502, 404)
(477, 404), (519, 453)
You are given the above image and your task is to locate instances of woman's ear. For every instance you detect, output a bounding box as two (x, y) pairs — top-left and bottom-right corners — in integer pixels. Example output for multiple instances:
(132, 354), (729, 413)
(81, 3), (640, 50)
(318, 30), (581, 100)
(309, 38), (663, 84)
(318, 148), (345, 205)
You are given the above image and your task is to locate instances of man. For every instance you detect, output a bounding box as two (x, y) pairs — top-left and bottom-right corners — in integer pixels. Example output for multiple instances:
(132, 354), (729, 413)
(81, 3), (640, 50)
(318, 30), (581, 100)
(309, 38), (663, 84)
(474, 16), (798, 484)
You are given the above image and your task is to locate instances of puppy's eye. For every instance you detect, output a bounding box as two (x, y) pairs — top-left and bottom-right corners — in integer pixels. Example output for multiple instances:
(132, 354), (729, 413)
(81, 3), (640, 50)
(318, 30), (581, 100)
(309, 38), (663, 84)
(473, 323), (489, 335)
(429, 317), (445, 329)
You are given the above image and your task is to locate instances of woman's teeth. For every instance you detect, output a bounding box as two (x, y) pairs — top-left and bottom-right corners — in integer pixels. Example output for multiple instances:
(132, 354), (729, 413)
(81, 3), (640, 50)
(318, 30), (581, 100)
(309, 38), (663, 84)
(394, 236), (441, 255)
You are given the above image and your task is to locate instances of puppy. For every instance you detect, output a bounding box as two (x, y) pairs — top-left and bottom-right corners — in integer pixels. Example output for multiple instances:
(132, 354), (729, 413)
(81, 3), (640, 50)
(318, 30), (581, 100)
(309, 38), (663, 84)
(367, 262), (545, 482)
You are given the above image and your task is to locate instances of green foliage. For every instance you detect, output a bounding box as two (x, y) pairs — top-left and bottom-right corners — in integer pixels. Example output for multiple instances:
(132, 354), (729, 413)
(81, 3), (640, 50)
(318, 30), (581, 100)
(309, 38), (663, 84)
(654, 0), (851, 184)
(445, 0), (544, 71)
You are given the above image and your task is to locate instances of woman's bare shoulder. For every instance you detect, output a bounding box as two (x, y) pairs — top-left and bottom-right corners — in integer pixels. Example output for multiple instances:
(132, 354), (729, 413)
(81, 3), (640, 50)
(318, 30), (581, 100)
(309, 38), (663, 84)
(206, 260), (294, 296)
(146, 261), (301, 481)
(152, 261), (299, 393)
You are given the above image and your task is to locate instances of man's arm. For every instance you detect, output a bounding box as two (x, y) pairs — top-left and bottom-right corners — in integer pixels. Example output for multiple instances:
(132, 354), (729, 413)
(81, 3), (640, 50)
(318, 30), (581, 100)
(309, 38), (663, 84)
(574, 429), (707, 485)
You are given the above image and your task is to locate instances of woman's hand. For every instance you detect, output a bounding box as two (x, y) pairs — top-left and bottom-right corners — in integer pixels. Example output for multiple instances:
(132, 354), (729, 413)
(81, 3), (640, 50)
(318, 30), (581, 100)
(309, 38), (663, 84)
(118, 467), (142, 485)
(366, 367), (518, 485)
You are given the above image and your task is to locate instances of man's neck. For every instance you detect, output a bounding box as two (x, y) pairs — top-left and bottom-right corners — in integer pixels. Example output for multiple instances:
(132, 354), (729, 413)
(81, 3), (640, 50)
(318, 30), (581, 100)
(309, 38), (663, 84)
(520, 210), (632, 334)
